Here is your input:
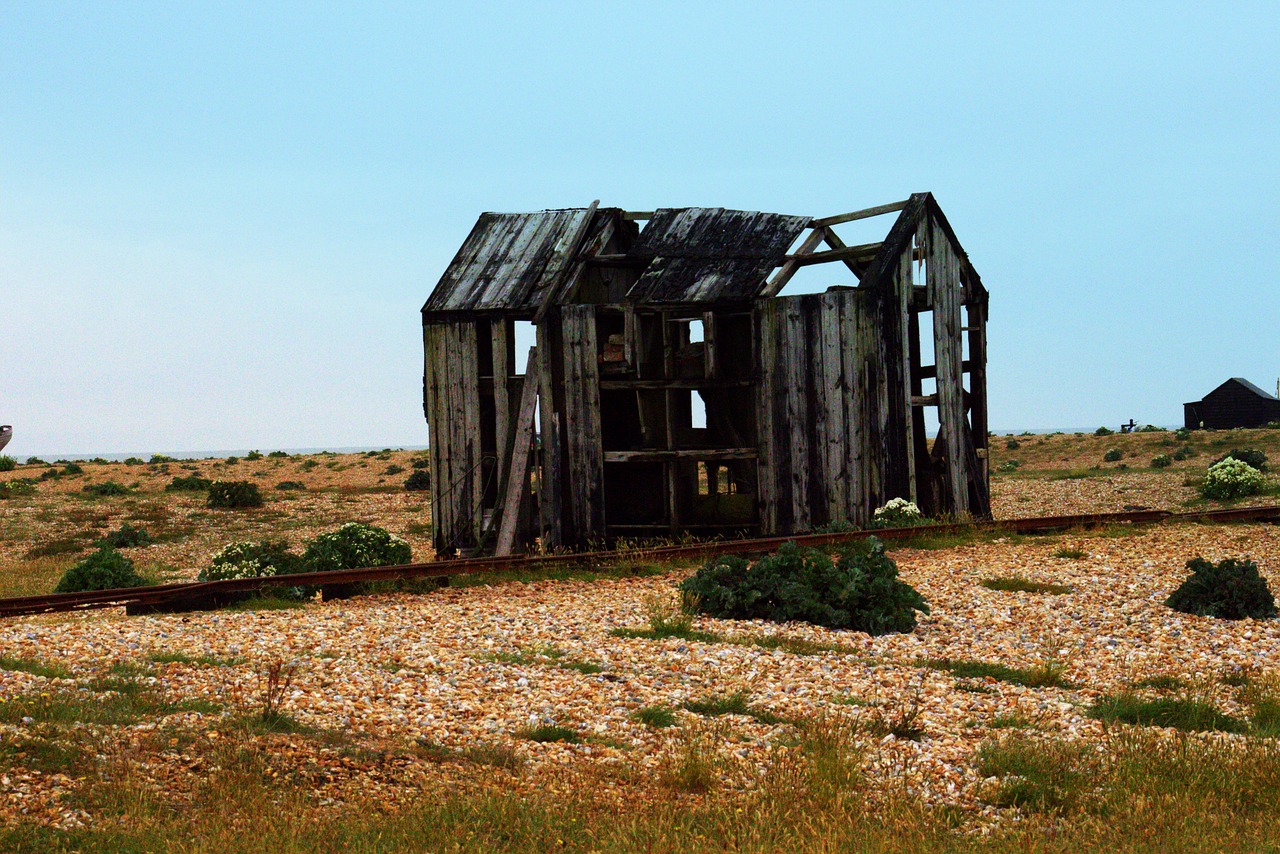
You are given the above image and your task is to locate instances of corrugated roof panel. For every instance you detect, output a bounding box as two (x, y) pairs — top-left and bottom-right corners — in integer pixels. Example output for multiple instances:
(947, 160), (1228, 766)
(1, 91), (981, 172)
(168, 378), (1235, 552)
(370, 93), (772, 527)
(423, 208), (595, 315)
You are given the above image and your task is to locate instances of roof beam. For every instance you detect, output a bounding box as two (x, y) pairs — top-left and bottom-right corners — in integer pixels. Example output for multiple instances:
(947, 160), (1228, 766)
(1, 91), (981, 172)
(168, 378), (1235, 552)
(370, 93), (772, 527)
(761, 226), (829, 297)
(785, 241), (883, 267)
(810, 200), (909, 228)
(533, 200), (599, 324)
(622, 211), (654, 221)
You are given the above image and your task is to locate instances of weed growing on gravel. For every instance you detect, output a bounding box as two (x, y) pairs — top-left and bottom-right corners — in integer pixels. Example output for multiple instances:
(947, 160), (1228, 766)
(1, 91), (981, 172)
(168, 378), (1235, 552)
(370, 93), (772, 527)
(149, 651), (244, 668)
(1133, 675), (1187, 692)
(0, 656), (72, 680)
(1089, 692), (1245, 733)
(1051, 547), (1088, 559)
(980, 575), (1074, 594)
(258, 659), (298, 728)
(632, 706), (678, 728)
(863, 685), (926, 740)
(926, 657), (1071, 689)
(976, 733), (1094, 810)
(519, 724), (580, 744)
(659, 724), (723, 793)
(485, 646), (604, 676)
(683, 691), (783, 725)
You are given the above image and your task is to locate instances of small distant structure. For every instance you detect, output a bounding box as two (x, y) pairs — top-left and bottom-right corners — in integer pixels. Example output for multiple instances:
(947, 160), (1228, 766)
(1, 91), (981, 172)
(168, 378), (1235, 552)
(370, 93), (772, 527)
(421, 194), (991, 556)
(1184, 378), (1280, 430)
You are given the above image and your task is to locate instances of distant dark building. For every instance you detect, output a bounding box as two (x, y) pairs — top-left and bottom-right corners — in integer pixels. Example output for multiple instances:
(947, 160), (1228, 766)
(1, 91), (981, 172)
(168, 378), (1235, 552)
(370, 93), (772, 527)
(1184, 378), (1280, 430)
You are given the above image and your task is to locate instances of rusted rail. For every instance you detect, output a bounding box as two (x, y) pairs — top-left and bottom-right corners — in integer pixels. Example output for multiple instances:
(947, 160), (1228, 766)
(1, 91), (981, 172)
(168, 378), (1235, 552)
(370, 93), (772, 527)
(1, 505), (1276, 620)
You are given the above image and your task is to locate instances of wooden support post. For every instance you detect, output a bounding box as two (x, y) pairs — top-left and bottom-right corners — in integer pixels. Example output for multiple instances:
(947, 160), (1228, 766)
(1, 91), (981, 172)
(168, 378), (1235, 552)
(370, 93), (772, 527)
(495, 347), (541, 556)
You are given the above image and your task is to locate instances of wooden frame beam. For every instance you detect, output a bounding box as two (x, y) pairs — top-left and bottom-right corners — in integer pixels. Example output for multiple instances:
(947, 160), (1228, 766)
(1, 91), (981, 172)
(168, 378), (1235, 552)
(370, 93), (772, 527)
(785, 241), (883, 267)
(762, 226), (829, 297)
(810, 200), (909, 228)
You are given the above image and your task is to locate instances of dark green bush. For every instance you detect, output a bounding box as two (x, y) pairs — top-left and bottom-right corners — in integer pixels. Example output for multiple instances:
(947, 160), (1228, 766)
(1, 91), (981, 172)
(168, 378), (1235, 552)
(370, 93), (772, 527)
(207, 480), (264, 509)
(39, 468), (60, 481)
(123, 457), (144, 466)
(678, 538), (928, 635)
(404, 470), (431, 492)
(83, 481), (130, 497)
(410, 457), (430, 470)
(1214, 448), (1268, 472)
(298, 459), (318, 471)
(25, 457), (46, 466)
(167, 475), (213, 492)
(0, 456), (15, 472)
(276, 480), (306, 491)
(55, 547), (148, 593)
(101, 523), (154, 549)
(301, 522), (412, 572)
(63, 462), (83, 475)
(1151, 455), (1172, 469)
(1175, 427), (1192, 440)
(267, 451), (289, 459)
(1005, 438), (1020, 450)
(245, 450), (264, 461)
(1103, 449), (1122, 462)
(1166, 556), (1277, 620)
(1095, 426), (1114, 436)
(1173, 446), (1194, 461)
(149, 454), (176, 464)
(384, 464), (405, 476)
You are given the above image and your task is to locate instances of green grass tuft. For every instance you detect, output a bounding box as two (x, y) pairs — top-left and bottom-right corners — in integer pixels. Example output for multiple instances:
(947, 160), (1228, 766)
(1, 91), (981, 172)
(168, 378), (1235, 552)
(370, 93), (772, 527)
(1089, 693), (1245, 733)
(980, 575), (1074, 595)
(632, 706), (678, 728)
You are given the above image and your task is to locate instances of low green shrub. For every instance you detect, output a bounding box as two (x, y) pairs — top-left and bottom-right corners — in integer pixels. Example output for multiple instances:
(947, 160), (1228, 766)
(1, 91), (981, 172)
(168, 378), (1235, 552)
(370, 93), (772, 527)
(302, 522), (412, 572)
(1200, 458), (1265, 500)
(1175, 427), (1192, 440)
(167, 475), (213, 492)
(679, 538), (928, 635)
(267, 451), (289, 458)
(83, 481), (130, 497)
(1165, 556), (1276, 620)
(276, 480), (306, 491)
(207, 480), (264, 509)
(123, 457), (144, 466)
(0, 456), (16, 472)
(1089, 692), (1244, 733)
(298, 459), (318, 471)
(411, 456), (430, 470)
(245, 450), (264, 461)
(404, 470), (431, 492)
(1005, 438), (1020, 450)
(101, 523), (154, 549)
(63, 462), (84, 475)
(1151, 454), (1172, 469)
(25, 457), (46, 466)
(149, 454), (176, 464)
(384, 464), (405, 476)
(999, 460), (1021, 472)
(1095, 426), (1114, 436)
(1173, 446), (1194, 461)
(39, 468), (60, 481)
(55, 547), (149, 593)
(1103, 449), (1122, 462)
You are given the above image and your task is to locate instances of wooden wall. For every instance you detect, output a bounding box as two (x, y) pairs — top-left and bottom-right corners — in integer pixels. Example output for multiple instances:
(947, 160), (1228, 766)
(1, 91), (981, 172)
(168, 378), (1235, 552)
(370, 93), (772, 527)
(422, 321), (482, 554)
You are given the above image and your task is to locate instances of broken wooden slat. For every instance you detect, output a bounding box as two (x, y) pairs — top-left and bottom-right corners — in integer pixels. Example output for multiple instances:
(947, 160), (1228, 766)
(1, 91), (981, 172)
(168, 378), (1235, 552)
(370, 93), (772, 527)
(604, 448), (758, 463)
(762, 226), (828, 298)
(533, 200), (599, 325)
(495, 347), (541, 556)
(785, 241), (883, 268)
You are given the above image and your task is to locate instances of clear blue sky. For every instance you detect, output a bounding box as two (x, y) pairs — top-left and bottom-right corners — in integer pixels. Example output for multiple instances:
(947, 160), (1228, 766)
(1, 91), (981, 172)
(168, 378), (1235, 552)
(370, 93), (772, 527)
(3, 2), (1277, 456)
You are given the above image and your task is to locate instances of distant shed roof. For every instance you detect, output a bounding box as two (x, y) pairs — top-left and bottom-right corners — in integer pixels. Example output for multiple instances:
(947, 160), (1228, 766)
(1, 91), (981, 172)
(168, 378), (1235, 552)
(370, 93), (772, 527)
(1230, 377), (1279, 400)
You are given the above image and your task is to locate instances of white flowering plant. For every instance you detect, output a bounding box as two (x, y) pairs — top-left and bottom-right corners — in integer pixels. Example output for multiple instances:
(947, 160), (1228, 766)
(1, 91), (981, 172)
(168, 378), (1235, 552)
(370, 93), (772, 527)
(870, 498), (925, 529)
(1201, 458), (1266, 501)
(199, 539), (301, 582)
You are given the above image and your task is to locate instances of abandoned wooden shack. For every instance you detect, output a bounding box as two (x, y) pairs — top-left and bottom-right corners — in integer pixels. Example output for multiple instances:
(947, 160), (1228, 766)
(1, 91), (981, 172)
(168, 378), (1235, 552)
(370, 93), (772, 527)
(421, 193), (991, 556)
(1184, 378), (1280, 430)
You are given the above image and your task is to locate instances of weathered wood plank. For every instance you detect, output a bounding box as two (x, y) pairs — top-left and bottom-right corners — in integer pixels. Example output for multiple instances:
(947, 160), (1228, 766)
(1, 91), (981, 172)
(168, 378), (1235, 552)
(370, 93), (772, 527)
(762, 226), (827, 298)
(536, 321), (562, 548)
(930, 219), (968, 517)
(819, 291), (845, 523)
(561, 305), (605, 543)
(495, 347), (541, 556)
(533, 200), (599, 324)
(604, 448), (758, 463)
(785, 298), (810, 531)
(491, 321), (511, 483)
(755, 300), (779, 533)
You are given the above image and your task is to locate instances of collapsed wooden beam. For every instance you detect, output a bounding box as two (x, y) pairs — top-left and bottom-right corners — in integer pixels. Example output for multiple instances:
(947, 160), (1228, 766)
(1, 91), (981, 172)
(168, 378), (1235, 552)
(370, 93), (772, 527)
(785, 241), (883, 267)
(762, 226), (829, 297)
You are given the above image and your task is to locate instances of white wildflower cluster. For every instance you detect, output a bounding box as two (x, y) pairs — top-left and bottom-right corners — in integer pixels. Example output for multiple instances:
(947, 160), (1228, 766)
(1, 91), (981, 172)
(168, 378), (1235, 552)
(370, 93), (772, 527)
(1203, 458), (1265, 500)
(874, 498), (922, 521)
(198, 542), (275, 582)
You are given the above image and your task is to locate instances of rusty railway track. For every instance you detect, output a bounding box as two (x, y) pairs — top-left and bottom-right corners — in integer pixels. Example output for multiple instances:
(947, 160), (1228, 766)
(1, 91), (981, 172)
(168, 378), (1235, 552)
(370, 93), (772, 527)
(2, 505), (1277, 620)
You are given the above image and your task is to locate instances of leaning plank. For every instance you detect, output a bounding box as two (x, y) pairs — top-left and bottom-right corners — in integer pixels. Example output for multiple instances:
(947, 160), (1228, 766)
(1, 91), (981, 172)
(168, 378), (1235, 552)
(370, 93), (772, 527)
(533, 201), (599, 324)
(495, 347), (541, 556)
